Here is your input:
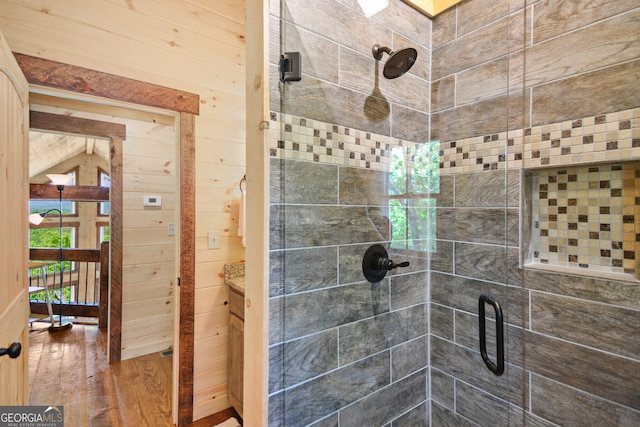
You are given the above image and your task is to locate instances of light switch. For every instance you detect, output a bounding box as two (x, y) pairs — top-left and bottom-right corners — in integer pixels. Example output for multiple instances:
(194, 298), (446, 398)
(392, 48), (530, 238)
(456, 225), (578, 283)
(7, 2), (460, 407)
(208, 231), (221, 249)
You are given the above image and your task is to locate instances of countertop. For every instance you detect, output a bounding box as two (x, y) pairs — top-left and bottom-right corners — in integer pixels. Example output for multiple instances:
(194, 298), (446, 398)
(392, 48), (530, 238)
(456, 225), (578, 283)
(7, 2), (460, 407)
(224, 262), (245, 295)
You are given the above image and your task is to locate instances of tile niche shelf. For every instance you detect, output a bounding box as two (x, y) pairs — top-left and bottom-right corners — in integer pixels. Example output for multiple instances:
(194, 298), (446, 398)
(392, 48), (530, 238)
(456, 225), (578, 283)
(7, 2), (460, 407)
(523, 161), (640, 282)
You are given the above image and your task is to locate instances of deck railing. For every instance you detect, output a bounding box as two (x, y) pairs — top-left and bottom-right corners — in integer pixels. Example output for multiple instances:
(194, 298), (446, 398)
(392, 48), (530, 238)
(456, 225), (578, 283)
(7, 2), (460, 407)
(29, 241), (109, 328)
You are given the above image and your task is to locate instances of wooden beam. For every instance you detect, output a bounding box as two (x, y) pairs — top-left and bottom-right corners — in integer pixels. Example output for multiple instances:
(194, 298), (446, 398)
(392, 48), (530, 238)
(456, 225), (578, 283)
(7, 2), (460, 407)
(30, 183), (110, 201)
(178, 112), (196, 427)
(30, 248), (101, 263)
(109, 137), (124, 364)
(99, 241), (109, 329)
(14, 53), (199, 115)
(402, 0), (462, 17)
(30, 302), (98, 318)
(30, 110), (126, 139)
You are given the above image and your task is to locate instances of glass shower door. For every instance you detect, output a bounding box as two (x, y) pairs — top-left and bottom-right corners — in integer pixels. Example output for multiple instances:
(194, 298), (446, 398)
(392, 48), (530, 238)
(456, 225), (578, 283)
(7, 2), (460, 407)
(267, 0), (522, 426)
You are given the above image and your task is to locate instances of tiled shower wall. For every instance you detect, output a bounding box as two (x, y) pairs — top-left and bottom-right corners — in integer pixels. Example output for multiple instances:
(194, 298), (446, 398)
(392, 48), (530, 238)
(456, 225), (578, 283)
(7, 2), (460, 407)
(431, 0), (640, 425)
(268, 0), (640, 425)
(268, 0), (432, 425)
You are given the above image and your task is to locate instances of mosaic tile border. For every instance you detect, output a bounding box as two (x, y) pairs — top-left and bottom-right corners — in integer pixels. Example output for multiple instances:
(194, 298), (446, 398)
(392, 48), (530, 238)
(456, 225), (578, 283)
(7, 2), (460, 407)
(268, 111), (424, 172)
(270, 108), (640, 174)
(439, 108), (640, 175)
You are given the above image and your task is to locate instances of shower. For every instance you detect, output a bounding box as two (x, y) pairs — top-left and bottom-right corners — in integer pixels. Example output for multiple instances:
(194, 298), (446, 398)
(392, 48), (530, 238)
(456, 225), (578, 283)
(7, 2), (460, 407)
(372, 43), (417, 79)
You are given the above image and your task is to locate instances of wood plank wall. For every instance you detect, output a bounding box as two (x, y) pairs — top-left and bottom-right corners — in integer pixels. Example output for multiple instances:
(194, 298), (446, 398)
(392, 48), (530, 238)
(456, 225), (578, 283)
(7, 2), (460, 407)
(0, 0), (247, 420)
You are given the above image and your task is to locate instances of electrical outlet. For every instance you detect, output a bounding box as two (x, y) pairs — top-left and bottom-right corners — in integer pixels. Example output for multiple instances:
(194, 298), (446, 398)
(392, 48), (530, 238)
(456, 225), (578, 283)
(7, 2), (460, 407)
(168, 223), (175, 236)
(207, 231), (221, 249)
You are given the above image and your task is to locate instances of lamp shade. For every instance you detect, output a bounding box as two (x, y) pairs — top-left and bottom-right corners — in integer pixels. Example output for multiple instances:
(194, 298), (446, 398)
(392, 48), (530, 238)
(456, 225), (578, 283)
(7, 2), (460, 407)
(28, 213), (45, 225)
(46, 173), (72, 187)
(357, 0), (389, 17)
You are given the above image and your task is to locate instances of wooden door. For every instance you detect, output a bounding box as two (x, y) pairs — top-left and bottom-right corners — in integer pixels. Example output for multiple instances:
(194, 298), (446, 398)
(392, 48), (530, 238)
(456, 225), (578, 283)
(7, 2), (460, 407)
(0, 31), (29, 404)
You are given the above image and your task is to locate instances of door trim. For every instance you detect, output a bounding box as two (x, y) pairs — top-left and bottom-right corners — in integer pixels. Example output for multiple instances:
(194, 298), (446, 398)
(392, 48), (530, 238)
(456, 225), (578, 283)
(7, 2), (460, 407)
(16, 53), (199, 426)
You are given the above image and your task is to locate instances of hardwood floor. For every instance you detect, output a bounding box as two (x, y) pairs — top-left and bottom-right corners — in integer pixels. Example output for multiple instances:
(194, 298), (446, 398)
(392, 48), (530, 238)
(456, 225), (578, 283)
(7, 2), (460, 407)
(29, 322), (172, 426)
(28, 322), (242, 427)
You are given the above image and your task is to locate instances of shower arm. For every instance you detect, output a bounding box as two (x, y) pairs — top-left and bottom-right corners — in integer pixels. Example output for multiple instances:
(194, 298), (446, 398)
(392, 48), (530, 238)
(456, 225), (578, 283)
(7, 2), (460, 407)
(372, 44), (392, 60)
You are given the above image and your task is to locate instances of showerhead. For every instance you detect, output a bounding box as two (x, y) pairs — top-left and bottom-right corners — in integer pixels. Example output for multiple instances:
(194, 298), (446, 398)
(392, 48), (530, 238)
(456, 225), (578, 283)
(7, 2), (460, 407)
(372, 44), (418, 79)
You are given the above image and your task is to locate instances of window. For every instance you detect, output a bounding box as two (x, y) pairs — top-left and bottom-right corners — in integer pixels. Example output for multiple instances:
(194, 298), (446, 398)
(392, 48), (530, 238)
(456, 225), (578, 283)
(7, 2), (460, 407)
(98, 169), (111, 216)
(388, 143), (440, 252)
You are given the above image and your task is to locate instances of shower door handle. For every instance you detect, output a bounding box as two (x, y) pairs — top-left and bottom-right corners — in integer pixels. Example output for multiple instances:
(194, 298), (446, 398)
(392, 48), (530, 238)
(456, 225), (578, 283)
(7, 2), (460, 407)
(478, 294), (504, 376)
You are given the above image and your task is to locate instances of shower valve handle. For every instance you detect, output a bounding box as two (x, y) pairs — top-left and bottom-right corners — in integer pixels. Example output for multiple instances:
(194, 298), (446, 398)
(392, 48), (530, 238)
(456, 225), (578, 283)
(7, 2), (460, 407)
(377, 257), (410, 271)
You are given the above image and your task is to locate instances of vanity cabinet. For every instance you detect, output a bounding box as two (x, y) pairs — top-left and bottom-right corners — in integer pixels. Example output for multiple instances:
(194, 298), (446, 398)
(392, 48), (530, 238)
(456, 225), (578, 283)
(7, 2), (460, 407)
(226, 268), (245, 418)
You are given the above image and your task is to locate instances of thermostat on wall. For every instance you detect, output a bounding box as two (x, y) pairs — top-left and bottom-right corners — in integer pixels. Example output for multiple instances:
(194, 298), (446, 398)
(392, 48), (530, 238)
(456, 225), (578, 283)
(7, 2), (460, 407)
(144, 195), (162, 207)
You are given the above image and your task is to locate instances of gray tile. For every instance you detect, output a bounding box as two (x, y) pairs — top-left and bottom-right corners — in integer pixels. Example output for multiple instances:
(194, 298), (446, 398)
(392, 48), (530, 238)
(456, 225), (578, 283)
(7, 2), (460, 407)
(431, 336), (524, 405)
(269, 343), (284, 393)
(525, 331), (640, 410)
(531, 60), (640, 127)
(431, 6), (457, 48)
(269, 246), (338, 297)
(270, 205), (390, 250)
(455, 170), (507, 208)
(268, 391), (284, 427)
(528, 9), (639, 88)
(458, 0), (512, 36)
(391, 335), (429, 381)
(281, 281), (390, 340)
(282, 352), (391, 426)
(455, 242), (509, 284)
(454, 310), (524, 367)
(339, 369), (427, 427)
(390, 270), (428, 310)
(279, 330), (339, 388)
(456, 380), (512, 426)
(431, 272), (518, 322)
(339, 304), (427, 365)
(391, 104), (430, 142)
(533, 0), (635, 44)
(432, 16), (509, 80)
(281, 0), (392, 59)
(430, 368), (455, 410)
(436, 207), (513, 245)
(431, 400), (477, 427)
(531, 291), (640, 359)
(530, 373), (640, 426)
(430, 240), (454, 274)
(523, 268), (640, 310)
(269, 296), (284, 345)
(431, 76), (455, 113)
(430, 304), (454, 341)
(269, 158), (339, 204)
(339, 167), (390, 206)
(308, 413), (339, 427)
(390, 401), (429, 426)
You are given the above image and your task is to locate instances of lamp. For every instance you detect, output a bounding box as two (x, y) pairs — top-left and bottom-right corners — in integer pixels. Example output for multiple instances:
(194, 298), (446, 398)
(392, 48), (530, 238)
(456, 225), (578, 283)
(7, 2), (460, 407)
(29, 173), (73, 332)
(357, 0), (389, 17)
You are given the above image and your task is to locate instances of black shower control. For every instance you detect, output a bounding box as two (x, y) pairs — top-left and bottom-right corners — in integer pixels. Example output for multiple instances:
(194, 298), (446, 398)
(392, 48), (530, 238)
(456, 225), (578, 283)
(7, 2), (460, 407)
(280, 52), (302, 82)
(362, 244), (410, 282)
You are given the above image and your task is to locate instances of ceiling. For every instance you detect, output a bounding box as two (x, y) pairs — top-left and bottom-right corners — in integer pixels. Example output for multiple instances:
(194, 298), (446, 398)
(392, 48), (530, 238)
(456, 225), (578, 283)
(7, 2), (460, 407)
(29, 131), (110, 179)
